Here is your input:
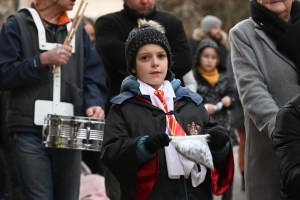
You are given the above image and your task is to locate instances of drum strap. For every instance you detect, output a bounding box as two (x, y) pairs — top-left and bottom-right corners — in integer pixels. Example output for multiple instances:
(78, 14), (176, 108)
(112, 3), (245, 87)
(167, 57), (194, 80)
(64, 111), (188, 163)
(19, 8), (75, 53)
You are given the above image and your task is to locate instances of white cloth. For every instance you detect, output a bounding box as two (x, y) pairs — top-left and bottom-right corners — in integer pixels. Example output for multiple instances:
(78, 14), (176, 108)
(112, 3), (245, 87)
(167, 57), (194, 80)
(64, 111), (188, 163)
(138, 80), (207, 187)
(182, 70), (197, 92)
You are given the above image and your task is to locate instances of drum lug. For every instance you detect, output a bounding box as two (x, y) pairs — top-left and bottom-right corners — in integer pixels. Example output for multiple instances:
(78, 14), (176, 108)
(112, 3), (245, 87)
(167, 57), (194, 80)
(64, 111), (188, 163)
(42, 124), (49, 137)
(85, 126), (91, 148)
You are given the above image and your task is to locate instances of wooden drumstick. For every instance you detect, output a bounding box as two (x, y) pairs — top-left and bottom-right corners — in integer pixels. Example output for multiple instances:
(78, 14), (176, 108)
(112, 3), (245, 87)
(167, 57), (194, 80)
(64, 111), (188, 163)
(52, 0), (87, 73)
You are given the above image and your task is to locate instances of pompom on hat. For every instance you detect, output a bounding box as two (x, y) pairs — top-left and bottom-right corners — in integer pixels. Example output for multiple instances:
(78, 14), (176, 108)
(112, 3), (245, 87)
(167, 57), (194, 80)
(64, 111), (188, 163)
(125, 19), (174, 80)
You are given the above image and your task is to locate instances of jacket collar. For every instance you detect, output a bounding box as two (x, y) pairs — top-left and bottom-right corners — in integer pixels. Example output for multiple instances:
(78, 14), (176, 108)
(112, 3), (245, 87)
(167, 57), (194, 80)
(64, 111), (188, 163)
(111, 76), (203, 105)
(250, 18), (298, 73)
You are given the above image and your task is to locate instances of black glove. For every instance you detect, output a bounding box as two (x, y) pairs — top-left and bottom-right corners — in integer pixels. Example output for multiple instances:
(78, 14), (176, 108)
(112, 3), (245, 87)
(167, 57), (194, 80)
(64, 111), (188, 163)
(144, 133), (170, 154)
(207, 127), (230, 149)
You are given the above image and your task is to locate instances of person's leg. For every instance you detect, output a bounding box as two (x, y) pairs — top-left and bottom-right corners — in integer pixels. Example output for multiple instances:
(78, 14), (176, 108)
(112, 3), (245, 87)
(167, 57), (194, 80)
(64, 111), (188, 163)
(237, 128), (246, 191)
(82, 151), (103, 175)
(51, 148), (81, 200)
(0, 145), (22, 200)
(221, 184), (233, 200)
(0, 153), (6, 199)
(13, 133), (53, 200)
(103, 164), (121, 200)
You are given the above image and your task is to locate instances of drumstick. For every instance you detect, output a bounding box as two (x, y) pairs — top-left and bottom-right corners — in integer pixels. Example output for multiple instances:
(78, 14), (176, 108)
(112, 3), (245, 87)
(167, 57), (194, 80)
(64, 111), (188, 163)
(66, 3), (88, 45)
(63, 0), (84, 44)
(52, 0), (87, 73)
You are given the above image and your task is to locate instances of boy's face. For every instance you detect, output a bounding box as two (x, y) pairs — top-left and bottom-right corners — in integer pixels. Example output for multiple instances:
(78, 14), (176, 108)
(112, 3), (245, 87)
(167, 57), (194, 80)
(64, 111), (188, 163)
(199, 47), (219, 73)
(132, 44), (168, 90)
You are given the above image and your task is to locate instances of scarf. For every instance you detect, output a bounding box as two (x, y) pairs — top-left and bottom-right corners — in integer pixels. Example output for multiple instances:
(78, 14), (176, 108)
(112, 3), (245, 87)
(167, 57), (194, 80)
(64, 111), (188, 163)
(250, 0), (300, 72)
(199, 67), (220, 87)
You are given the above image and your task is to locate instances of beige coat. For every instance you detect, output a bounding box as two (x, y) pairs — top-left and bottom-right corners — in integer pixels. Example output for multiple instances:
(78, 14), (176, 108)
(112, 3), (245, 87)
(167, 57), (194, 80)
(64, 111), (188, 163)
(229, 18), (300, 200)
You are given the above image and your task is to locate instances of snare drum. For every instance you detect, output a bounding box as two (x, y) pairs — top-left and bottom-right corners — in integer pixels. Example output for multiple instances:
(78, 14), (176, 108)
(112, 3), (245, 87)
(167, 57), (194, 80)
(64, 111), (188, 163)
(42, 114), (104, 151)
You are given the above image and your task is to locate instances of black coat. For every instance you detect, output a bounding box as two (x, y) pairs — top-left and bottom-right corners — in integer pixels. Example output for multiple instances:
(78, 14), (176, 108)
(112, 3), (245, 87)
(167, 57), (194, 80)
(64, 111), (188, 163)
(194, 71), (235, 132)
(274, 93), (300, 199)
(95, 4), (192, 113)
(0, 93), (10, 149)
(101, 89), (231, 200)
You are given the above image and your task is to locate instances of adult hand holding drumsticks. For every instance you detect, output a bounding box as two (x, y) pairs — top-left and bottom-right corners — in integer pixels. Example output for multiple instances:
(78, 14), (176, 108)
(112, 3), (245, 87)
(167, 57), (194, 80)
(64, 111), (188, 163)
(40, 45), (72, 67)
(52, 0), (88, 73)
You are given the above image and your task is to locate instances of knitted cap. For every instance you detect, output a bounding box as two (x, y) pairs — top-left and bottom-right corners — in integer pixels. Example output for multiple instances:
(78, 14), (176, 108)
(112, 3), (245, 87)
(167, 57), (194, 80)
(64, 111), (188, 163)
(125, 19), (173, 75)
(200, 15), (222, 34)
(194, 38), (220, 67)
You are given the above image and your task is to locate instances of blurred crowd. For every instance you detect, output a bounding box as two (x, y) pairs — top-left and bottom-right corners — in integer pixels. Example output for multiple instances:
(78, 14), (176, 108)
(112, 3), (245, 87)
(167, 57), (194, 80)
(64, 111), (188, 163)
(2, 0), (300, 200)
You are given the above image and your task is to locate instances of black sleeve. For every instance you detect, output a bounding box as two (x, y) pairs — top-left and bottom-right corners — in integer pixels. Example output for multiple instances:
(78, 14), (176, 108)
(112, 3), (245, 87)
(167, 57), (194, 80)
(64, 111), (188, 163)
(225, 76), (236, 110)
(101, 104), (141, 184)
(201, 103), (231, 164)
(166, 17), (192, 79)
(95, 16), (127, 73)
(274, 93), (300, 199)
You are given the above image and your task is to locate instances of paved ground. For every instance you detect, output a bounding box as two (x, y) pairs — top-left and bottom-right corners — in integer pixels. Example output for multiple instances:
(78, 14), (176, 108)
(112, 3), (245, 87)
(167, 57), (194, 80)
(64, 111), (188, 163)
(214, 146), (246, 200)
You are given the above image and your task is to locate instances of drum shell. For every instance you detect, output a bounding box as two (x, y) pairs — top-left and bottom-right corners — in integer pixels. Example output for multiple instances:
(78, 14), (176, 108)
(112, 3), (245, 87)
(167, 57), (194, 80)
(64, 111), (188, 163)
(42, 114), (104, 151)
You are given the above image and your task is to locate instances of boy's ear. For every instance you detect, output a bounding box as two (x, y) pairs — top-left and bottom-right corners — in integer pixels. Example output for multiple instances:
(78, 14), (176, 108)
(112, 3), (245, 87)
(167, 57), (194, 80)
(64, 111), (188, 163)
(132, 68), (136, 73)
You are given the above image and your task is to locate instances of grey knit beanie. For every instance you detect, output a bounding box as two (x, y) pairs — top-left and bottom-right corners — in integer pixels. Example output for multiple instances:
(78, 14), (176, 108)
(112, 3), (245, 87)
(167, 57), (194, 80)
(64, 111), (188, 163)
(200, 15), (222, 34)
(125, 19), (173, 75)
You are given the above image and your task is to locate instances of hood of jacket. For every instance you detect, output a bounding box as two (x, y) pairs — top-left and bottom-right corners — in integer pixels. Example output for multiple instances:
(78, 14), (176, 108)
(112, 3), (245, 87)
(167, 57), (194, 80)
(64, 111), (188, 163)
(192, 27), (229, 50)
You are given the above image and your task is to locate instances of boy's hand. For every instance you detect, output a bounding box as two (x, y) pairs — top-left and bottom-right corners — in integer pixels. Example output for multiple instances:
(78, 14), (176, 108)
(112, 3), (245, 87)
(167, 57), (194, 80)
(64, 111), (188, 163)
(144, 133), (169, 154)
(221, 96), (231, 107)
(207, 127), (230, 149)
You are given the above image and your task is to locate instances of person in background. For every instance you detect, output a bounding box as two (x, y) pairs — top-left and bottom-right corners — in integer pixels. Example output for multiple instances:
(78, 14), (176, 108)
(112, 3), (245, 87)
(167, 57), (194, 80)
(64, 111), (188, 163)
(193, 39), (235, 200)
(189, 15), (228, 70)
(101, 19), (234, 200)
(0, 10), (22, 200)
(0, 0), (107, 199)
(193, 39), (235, 133)
(82, 16), (95, 45)
(81, 15), (104, 176)
(226, 54), (246, 192)
(0, 92), (22, 200)
(230, 0), (300, 199)
(274, 93), (300, 199)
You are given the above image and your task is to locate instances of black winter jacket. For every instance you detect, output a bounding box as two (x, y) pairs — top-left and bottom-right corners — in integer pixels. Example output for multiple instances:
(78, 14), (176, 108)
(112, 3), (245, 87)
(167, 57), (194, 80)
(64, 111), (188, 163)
(193, 71), (235, 132)
(274, 93), (300, 199)
(95, 4), (192, 113)
(101, 77), (233, 200)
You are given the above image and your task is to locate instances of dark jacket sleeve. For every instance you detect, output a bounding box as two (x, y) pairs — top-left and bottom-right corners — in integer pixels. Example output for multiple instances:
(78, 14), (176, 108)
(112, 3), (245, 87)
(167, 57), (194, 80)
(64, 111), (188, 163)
(166, 17), (192, 79)
(82, 28), (107, 110)
(201, 104), (230, 164)
(224, 75), (236, 110)
(101, 104), (141, 185)
(0, 17), (50, 90)
(95, 16), (128, 73)
(274, 93), (300, 199)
